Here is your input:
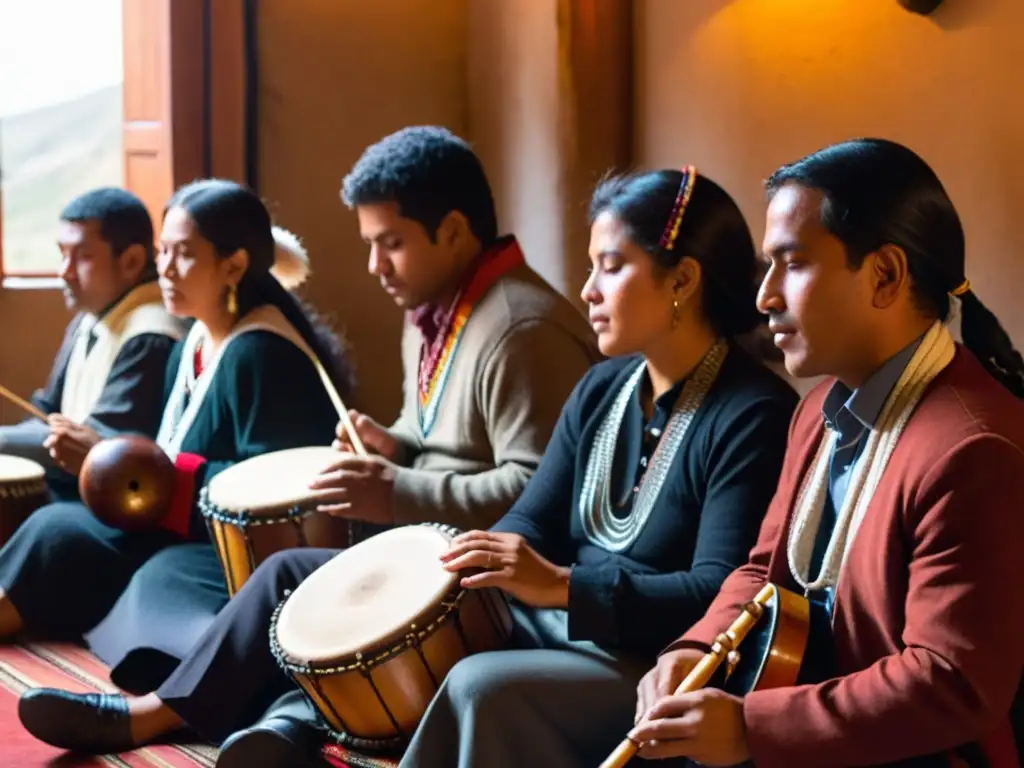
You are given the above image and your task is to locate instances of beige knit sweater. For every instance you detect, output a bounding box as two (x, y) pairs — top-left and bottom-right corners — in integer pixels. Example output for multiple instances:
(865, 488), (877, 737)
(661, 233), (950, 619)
(389, 261), (600, 529)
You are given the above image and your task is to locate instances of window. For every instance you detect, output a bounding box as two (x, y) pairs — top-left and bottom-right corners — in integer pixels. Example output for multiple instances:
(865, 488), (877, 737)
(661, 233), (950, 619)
(0, 0), (125, 277)
(0, 0), (248, 283)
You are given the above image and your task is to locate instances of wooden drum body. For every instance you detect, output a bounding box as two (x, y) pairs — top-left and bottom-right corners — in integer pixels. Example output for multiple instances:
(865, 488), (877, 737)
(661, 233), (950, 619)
(270, 523), (513, 750)
(0, 455), (48, 544)
(199, 446), (353, 596)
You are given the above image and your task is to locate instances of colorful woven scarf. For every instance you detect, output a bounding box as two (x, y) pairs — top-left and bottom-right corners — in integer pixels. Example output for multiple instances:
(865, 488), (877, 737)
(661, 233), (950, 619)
(417, 239), (525, 434)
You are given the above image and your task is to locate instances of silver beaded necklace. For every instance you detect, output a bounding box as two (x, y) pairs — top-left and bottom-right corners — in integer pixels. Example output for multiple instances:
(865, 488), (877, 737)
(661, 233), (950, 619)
(578, 339), (729, 552)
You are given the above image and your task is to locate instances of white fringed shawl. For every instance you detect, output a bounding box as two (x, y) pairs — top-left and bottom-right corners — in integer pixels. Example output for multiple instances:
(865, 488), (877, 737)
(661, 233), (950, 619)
(60, 282), (183, 423)
(787, 320), (956, 592)
(154, 304), (316, 459)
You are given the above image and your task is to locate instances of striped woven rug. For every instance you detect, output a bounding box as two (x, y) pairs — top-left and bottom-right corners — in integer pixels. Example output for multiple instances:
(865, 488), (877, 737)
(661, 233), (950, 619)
(0, 641), (216, 767)
(0, 642), (399, 768)
(321, 744), (399, 768)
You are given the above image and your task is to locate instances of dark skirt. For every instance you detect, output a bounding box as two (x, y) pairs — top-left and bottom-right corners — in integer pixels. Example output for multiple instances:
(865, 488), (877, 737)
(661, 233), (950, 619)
(0, 501), (230, 693)
(86, 541), (230, 693)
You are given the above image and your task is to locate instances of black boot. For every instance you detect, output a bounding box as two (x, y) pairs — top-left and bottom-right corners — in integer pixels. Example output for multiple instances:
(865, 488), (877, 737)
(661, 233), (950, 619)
(216, 691), (327, 768)
(19, 688), (134, 753)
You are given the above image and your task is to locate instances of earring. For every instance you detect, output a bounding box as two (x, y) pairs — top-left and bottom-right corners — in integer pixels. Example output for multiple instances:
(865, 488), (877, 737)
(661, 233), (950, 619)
(671, 296), (680, 329)
(226, 284), (238, 316)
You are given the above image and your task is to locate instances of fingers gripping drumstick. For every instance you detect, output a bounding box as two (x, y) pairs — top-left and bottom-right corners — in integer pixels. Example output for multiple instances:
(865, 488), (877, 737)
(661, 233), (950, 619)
(597, 583), (776, 768)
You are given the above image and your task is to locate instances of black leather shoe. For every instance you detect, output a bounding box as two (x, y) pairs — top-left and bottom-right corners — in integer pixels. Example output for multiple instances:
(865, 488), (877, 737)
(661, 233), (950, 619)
(217, 717), (327, 767)
(19, 688), (134, 753)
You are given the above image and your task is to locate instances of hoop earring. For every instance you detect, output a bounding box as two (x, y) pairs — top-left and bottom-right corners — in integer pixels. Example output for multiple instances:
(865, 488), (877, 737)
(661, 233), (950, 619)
(671, 296), (680, 329)
(226, 284), (238, 316)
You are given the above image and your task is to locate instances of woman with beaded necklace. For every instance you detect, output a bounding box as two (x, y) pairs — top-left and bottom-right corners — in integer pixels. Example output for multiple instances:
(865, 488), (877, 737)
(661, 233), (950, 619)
(397, 166), (800, 767)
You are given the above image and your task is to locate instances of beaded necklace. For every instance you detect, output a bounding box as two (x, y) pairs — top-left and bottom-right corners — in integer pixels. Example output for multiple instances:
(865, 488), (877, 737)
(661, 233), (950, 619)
(578, 340), (728, 552)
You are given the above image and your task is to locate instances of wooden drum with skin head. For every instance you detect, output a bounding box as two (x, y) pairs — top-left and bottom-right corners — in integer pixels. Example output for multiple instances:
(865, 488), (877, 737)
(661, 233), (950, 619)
(0, 455), (48, 544)
(270, 523), (513, 751)
(199, 446), (353, 596)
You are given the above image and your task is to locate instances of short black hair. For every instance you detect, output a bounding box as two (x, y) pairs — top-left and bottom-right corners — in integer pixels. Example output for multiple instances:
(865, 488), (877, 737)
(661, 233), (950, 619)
(60, 188), (155, 268)
(341, 126), (498, 245)
(767, 138), (1024, 397)
(589, 169), (764, 338)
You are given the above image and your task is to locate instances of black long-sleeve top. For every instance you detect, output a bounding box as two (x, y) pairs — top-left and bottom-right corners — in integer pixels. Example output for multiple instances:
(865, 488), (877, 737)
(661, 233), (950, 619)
(492, 343), (798, 656)
(32, 315), (175, 439)
(27, 304), (176, 500)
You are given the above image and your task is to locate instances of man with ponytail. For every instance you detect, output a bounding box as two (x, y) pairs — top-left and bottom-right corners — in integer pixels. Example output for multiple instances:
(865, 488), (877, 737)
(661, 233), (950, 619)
(632, 139), (1024, 767)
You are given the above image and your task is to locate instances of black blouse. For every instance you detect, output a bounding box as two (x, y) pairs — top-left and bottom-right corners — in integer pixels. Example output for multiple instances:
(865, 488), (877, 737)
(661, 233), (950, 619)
(491, 343), (799, 656)
(609, 373), (688, 515)
(163, 331), (340, 539)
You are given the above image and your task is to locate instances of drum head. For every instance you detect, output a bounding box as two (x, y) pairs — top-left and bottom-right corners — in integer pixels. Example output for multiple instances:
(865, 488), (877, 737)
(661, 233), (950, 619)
(0, 455), (45, 483)
(276, 525), (458, 664)
(205, 446), (338, 515)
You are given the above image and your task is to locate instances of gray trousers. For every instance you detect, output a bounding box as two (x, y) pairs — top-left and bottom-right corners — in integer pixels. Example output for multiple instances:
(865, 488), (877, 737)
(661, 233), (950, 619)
(0, 421), (55, 469)
(397, 603), (661, 768)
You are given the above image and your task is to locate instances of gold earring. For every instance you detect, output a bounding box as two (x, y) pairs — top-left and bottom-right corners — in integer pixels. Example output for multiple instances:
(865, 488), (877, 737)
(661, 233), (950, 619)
(227, 284), (238, 315)
(671, 296), (680, 329)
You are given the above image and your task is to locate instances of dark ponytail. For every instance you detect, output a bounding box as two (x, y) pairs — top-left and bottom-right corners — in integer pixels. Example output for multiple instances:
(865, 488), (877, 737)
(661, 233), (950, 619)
(959, 291), (1024, 397)
(250, 272), (356, 398)
(166, 179), (355, 399)
(767, 138), (1024, 398)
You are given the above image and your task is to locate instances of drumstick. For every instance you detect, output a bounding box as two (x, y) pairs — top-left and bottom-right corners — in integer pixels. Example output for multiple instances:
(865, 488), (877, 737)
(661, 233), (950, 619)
(0, 383), (49, 423)
(598, 583), (776, 768)
(308, 356), (367, 457)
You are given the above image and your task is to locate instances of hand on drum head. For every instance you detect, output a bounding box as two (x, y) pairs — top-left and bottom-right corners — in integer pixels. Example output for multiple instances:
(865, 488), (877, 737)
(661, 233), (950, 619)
(310, 453), (397, 523)
(44, 414), (101, 476)
(440, 530), (572, 609)
(627, 688), (748, 764)
(333, 410), (400, 462)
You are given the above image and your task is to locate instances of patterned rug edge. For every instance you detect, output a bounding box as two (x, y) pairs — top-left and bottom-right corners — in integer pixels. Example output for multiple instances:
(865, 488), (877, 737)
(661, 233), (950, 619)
(0, 642), (216, 767)
(3, 642), (392, 768)
(322, 743), (401, 768)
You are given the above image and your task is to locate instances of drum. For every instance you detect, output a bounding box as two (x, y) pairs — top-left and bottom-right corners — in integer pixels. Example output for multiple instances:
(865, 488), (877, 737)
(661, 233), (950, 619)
(199, 446), (353, 596)
(0, 455), (48, 544)
(270, 523), (514, 750)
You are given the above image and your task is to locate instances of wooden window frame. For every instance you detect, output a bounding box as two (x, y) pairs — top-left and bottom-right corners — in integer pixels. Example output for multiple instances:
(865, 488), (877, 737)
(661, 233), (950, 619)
(0, 0), (250, 284)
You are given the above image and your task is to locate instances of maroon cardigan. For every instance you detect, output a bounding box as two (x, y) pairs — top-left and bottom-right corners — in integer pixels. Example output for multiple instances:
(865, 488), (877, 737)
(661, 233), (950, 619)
(667, 348), (1024, 767)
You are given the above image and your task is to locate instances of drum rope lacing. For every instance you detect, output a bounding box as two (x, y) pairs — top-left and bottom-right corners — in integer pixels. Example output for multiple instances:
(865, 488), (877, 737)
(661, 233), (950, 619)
(578, 339), (728, 552)
(198, 486), (315, 526)
(268, 587), (466, 676)
(0, 478), (47, 499)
